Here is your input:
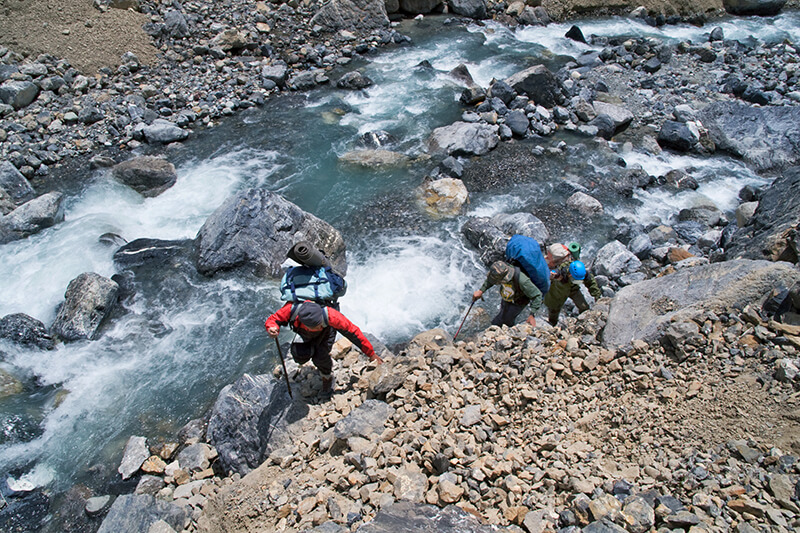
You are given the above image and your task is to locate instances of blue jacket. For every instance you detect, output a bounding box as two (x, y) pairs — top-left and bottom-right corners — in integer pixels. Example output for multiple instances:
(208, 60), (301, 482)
(505, 235), (550, 295)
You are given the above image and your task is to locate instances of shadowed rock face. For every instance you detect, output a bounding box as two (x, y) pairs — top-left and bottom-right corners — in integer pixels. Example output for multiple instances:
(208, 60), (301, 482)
(602, 259), (800, 349)
(725, 166), (800, 264)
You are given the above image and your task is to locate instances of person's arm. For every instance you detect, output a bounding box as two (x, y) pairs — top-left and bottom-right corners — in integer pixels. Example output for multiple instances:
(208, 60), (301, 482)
(518, 274), (543, 317)
(584, 273), (602, 300)
(473, 277), (494, 301)
(265, 302), (293, 337)
(326, 308), (382, 363)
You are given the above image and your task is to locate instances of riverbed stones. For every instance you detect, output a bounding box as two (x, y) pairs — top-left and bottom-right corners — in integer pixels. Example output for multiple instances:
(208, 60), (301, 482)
(194, 188), (347, 278)
(111, 156), (178, 197)
(50, 272), (119, 341)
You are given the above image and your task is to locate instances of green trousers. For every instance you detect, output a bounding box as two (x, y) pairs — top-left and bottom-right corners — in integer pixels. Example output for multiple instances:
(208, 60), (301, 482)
(544, 279), (590, 326)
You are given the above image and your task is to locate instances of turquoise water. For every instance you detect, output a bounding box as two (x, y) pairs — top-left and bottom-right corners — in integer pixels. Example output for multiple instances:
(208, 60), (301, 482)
(0, 11), (793, 527)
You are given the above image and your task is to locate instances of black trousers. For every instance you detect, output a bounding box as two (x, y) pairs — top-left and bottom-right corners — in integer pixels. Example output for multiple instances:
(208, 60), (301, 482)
(290, 326), (336, 376)
(491, 300), (526, 327)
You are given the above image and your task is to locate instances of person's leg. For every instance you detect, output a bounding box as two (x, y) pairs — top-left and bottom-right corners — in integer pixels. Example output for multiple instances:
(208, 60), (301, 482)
(492, 301), (525, 326)
(545, 281), (568, 326)
(290, 342), (313, 366)
(310, 327), (336, 392)
(571, 285), (590, 313)
(548, 306), (561, 326)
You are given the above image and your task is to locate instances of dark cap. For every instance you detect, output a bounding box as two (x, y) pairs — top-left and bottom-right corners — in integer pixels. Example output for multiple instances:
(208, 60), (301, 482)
(488, 261), (512, 283)
(296, 301), (326, 328)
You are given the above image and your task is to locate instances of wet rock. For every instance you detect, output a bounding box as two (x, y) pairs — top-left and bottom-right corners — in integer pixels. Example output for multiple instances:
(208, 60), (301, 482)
(416, 177), (468, 217)
(337, 71), (374, 89)
(723, 0), (786, 16)
(0, 160), (35, 204)
(566, 191), (603, 216)
(50, 272), (119, 341)
(461, 216), (510, 266)
(111, 156), (178, 197)
(0, 191), (65, 244)
(118, 436), (150, 480)
(491, 212), (549, 243)
(593, 240), (641, 278)
(449, 0), (487, 19)
(141, 119), (189, 144)
(85, 495), (112, 516)
(505, 64), (565, 108)
(195, 188), (346, 278)
(0, 312), (54, 350)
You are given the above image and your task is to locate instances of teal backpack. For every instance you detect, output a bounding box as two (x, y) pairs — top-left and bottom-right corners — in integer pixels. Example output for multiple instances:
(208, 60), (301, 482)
(279, 265), (347, 304)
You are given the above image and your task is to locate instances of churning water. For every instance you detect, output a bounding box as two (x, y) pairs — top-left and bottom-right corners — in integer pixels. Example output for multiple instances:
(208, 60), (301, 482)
(0, 10), (795, 528)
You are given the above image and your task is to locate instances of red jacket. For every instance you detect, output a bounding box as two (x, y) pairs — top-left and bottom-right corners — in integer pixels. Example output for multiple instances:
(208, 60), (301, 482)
(265, 302), (376, 358)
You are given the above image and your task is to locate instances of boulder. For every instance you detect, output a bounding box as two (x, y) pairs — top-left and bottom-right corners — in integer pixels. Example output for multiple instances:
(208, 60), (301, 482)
(461, 217), (509, 266)
(141, 119), (189, 144)
(206, 373), (301, 475)
(50, 272), (119, 341)
(416, 177), (469, 217)
(726, 166), (800, 263)
(118, 436), (150, 480)
(699, 102), (800, 172)
(428, 122), (499, 157)
(566, 191), (604, 216)
(593, 240), (642, 279)
(602, 259), (800, 349)
(195, 188), (346, 278)
(96, 494), (189, 533)
(592, 101), (633, 136)
(111, 156), (178, 197)
(0, 80), (39, 109)
(448, 0), (487, 19)
(0, 191), (65, 244)
(491, 212), (549, 243)
(0, 160), (35, 204)
(339, 149), (410, 168)
(399, 0), (443, 13)
(0, 313), (54, 350)
(336, 71), (374, 90)
(723, 0), (786, 16)
(333, 399), (395, 441)
(504, 65), (564, 108)
(657, 120), (699, 152)
(310, 0), (389, 31)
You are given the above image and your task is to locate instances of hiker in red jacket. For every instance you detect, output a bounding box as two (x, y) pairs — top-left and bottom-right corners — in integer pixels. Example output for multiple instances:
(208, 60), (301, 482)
(265, 300), (383, 394)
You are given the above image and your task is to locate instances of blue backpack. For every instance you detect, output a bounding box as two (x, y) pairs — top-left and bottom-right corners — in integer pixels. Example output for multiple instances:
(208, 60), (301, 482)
(505, 235), (550, 295)
(279, 265), (347, 304)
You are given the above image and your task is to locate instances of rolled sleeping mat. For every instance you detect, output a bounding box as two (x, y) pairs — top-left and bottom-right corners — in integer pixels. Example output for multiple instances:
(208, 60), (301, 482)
(568, 241), (581, 259)
(288, 241), (326, 268)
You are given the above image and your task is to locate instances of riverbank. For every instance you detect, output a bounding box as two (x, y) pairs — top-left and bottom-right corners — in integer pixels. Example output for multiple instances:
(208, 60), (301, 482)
(2, 1), (800, 532)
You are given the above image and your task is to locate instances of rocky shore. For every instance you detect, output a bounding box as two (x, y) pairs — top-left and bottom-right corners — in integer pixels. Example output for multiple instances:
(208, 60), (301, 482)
(2, 0), (800, 532)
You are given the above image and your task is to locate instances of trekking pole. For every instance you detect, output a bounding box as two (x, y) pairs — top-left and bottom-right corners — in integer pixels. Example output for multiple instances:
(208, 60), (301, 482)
(453, 300), (476, 341)
(274, 338), (293, 399)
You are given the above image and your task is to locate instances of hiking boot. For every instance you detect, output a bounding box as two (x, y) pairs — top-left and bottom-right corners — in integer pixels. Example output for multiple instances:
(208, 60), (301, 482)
(321, 375), (334, 395)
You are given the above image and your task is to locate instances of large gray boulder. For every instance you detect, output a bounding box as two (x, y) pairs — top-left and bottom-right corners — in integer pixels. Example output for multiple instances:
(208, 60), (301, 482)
(50, 272), (119, 341)
(195, 188), (346, 278)
(0, 191), (65, 244)
(111, 156), (178, 197)
(0, 161), (35, 204)
(399, 0), (443, 13)
(96, 494), (189, 533)
(491, 212), (549, 244)
(428, 122), (499, 157)
(723, 0), (785, 15)
(602, 259), (800, 349)
(592, 101), (634, 137)
(310, 0), (389, 32)
(206, 373), (303, 475)
(461, 217), (509, 266)
(699, 102), (800, 172)
(504, 65), (565, 108)
(356, 501), (516, 532)
(333, 399), (395, 440)
(726, 166), (800, 264)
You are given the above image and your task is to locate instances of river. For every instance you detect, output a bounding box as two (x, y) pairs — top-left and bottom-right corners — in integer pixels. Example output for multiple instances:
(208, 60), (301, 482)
(0, 10), (798, 531)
